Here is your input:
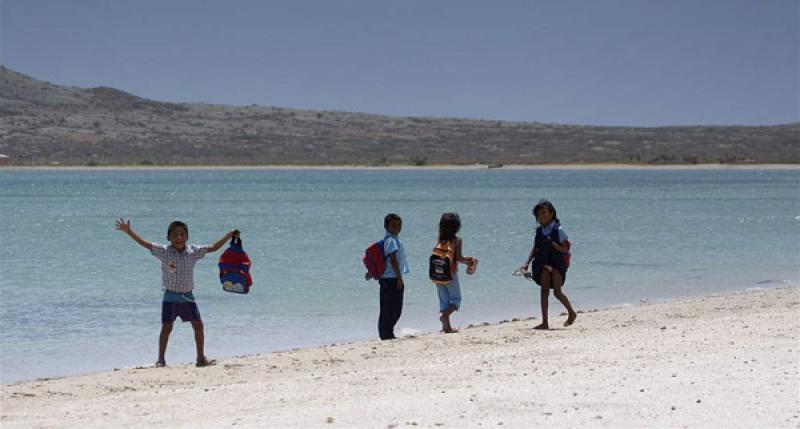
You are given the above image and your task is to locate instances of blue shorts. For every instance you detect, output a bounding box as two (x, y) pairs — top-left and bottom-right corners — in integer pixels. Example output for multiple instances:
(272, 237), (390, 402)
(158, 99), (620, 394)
(436, 275), (462, 312)
(161, 301), (201, 323)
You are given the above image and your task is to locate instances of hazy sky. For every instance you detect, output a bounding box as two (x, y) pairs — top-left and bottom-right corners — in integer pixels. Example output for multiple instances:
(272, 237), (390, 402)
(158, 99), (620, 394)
(2, 0), (798, 126)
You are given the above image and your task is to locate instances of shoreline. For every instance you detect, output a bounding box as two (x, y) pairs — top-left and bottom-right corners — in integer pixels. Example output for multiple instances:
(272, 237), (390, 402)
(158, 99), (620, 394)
(1, 163), (799, 171)
(2, 283), (794, 386)
(3, 286), (797, 428)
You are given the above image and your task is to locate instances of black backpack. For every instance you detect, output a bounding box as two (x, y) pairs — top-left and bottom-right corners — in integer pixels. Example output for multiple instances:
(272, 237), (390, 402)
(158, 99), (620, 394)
(429, 240), (455, 285)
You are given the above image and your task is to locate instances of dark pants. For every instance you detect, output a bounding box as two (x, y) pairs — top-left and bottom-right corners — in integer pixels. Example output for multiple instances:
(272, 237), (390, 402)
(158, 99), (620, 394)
(378, 278), (404, 340)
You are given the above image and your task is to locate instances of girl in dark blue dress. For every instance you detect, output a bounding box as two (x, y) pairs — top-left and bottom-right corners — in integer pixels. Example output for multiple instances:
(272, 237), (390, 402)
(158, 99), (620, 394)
(519, 199), (577, 329)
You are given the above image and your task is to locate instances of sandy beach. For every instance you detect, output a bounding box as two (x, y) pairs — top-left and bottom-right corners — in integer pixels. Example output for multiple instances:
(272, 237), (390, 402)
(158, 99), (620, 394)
(2, 287), (798, 428)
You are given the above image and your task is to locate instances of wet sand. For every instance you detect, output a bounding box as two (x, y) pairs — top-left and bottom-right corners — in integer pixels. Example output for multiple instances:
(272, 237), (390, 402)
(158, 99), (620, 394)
(2, 287), (798, 428)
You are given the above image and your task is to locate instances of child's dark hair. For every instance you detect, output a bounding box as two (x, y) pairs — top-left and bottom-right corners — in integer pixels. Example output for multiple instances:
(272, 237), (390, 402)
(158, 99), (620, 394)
(384, 213), (402, 228)
(167, 220), (189, 237)
(438, 212), (461, 241)
(533, 199), (560, 224)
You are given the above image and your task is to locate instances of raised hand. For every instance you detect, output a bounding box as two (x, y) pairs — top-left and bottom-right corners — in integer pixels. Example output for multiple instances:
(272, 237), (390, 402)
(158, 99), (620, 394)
(209, 228), (242, 252)
(115, 218), (132, 234)
(115, 218), (152, 250)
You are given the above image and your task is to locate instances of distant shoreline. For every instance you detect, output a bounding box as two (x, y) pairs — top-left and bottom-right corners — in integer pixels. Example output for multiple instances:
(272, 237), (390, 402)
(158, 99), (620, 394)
(5, 67), (798, 166)
(2, 163), (799, 171)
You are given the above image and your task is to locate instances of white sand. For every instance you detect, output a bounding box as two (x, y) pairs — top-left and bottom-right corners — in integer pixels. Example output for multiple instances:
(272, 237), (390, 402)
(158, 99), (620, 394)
(2, 287), (798, 428)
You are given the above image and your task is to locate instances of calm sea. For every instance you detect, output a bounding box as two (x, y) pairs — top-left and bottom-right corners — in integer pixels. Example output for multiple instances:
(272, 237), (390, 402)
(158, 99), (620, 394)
(1, 168), (798, 383)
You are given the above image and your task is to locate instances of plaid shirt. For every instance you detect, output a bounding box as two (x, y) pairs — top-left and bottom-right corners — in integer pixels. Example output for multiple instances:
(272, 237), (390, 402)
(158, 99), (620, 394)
(151, 243), (209, 293)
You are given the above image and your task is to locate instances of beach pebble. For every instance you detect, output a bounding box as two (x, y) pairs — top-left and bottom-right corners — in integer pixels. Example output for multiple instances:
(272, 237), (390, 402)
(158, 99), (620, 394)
(326, 416), (335, 423)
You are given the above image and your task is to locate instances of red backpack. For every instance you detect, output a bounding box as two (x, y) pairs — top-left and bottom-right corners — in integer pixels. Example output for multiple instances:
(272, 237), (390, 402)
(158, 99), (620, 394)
(218, 237), (253, 294)
(363, 239), (387, 280)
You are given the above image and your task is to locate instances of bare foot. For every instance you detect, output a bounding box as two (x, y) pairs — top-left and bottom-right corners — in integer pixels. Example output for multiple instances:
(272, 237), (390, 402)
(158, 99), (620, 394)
(564, 311), (577, 326)
(155, 360), (166, 367)
(533, 323), (549, 330)
(196, 357), (217, 367)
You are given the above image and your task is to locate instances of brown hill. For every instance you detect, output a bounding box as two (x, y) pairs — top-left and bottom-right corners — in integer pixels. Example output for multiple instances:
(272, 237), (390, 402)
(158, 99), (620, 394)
(0, 65), (797, 166)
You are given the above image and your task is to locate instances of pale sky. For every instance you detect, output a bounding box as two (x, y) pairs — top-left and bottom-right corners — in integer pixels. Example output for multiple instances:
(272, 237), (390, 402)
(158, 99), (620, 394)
(2, 0), (798, 126)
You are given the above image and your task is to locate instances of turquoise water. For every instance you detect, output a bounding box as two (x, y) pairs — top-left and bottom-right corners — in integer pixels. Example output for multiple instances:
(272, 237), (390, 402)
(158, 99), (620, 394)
(1, 168), (798, 383)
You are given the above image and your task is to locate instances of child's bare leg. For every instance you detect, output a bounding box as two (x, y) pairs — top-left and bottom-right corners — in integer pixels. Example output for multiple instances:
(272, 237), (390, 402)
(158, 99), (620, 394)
(439, 312), (449, 332)
(157, 322), (173, 366)
(551, 271), (576, 326)
(440, 306), (451, 332)
(191, 321), (215, 366)
(192, 320), (204, 359)
(534, 270), (551, 329)
(441, 305), (458, 333)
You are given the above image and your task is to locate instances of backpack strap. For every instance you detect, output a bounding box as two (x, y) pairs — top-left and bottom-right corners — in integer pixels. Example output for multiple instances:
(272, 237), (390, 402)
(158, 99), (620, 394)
(437, 239), (457, 272)
(451, 239), (458, 272)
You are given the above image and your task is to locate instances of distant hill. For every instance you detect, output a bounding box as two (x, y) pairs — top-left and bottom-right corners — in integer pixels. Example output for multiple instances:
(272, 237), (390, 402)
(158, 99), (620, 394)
(0, 65), (797, 166)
